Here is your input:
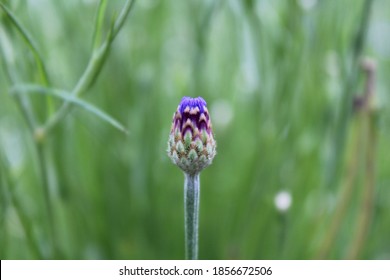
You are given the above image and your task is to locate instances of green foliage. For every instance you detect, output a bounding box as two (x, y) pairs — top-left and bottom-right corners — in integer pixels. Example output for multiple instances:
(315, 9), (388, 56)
(10, 84), (128, 134)
(0, 0), (390, 259)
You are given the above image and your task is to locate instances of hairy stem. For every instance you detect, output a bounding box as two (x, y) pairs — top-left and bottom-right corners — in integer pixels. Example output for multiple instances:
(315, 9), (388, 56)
(184, 173), (200, 260)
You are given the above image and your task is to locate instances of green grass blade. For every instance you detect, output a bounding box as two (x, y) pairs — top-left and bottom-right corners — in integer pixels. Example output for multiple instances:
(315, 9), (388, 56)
(326, 0), (374, 189)
(112, 0), (136, 40)
(11, 85), (129, 134)
(41, 0), (136, 133)
(0, 161), (9, 259)
(0, 150), (43, 259)
(92, 0), (108, 50)
(0, 2), (54, 117)
(0, 2), (49, 86)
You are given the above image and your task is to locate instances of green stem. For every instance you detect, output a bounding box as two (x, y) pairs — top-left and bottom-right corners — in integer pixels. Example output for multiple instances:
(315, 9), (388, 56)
(316, 113), (364, 259)
(184, 172), (200, 260)
(0, 163), (9, 259)
(347, 113), (376, 259)
(7, 185), (43, 259)
(36, 142), (59, 258)
(42, 0), (136, 134)
(326, 0), (374, 189)
(0, 2), (53, 116)
(347, 61), (377, 259)
(278, 213), (287, 259)
(43, 46), (109, 133)
(0, 152), (43, 259)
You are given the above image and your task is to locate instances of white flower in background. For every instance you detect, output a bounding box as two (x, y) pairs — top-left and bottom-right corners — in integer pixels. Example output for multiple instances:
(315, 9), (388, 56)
(274, 191), (292, 213)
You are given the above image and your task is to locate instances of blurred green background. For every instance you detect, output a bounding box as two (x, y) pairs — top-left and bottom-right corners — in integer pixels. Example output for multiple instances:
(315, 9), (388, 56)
(0, 0), (390, 260)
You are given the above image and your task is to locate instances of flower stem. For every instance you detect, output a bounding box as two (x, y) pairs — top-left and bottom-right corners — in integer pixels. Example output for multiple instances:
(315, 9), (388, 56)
(184, 173), (200, 260)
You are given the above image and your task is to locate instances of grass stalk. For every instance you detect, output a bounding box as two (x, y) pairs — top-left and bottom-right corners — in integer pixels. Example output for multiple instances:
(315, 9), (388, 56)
(316, 114), (364, 259)
(0, 2), (52, 115)
(0, 151), (43, 259)
(0, 162), (9, 259)
(347, 115), (376, 259)
(43, 0), (136, 134)
(36, 141), (60, 258)
(317, 58), (377, 259)
(0, 2), (49, 86)
(326, 0), (374, 188)
(347, 114), (376, 259)
(347, 60), (377, 259)
(7, 185), (44, 259)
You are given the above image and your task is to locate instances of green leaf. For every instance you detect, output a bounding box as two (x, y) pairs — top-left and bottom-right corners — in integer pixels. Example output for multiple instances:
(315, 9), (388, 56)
(10, 85), (129, 135)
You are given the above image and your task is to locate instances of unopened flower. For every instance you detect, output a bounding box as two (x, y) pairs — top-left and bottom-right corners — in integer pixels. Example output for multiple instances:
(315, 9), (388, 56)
(167, 96), (216, 175)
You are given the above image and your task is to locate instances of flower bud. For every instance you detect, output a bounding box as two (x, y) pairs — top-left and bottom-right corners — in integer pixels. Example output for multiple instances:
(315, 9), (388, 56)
(167, 96), (216, 174)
